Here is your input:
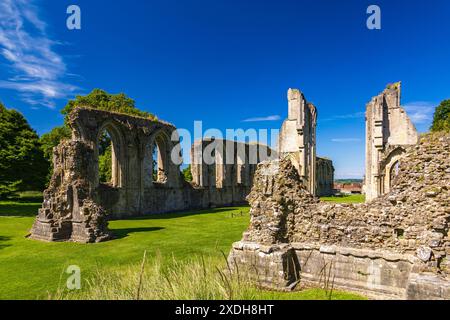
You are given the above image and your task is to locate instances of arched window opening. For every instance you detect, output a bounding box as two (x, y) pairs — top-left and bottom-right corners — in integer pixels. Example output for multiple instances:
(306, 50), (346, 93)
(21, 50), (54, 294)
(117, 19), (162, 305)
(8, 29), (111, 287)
(98, 130), (113, 184)
(389, 160), (400, 187)
(97, 123), (122, 188)
(152, 134), (168, 184)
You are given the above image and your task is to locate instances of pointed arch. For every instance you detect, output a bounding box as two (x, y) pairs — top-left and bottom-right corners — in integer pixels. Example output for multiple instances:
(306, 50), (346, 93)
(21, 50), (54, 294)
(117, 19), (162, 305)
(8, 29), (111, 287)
(95, 120), (126, 188)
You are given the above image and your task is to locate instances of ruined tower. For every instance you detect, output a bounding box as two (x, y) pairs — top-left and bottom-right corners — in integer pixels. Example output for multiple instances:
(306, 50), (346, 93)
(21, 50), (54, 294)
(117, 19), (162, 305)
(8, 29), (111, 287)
(365, 82), (419, 202)
(278, 88), (319, 195)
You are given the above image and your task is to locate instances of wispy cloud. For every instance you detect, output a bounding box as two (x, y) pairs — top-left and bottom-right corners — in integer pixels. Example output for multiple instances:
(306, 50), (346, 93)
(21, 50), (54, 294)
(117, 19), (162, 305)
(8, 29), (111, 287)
(331, 138), (362, 143)
(402, 101), (435, 125)
(0, 0), (79, 108)
(322, 112), (365, 122)
(242, 115), (281, 122)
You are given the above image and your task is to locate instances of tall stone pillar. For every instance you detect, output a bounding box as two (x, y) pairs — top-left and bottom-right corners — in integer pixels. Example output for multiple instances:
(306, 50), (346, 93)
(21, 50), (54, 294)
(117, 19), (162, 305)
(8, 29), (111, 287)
(278, 89), (318, 195)
(364, 82), (419, 202)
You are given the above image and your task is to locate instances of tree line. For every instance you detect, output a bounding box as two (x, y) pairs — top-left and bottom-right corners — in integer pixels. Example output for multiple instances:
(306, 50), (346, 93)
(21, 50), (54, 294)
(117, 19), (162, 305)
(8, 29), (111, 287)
(0, 92), (448, 199)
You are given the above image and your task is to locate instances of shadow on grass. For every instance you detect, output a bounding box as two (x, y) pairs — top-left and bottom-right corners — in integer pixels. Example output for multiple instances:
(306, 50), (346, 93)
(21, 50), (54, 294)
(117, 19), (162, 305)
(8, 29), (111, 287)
(109, 207), (246, 222)
(0, 203), (41, 217)
(111, 227), (165, 239)
(0, 235), (12, 250)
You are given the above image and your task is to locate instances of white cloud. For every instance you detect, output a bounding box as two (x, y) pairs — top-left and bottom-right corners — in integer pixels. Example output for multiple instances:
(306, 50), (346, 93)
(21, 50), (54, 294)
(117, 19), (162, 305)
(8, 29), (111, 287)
(0, 0), (79, 108)
(242, 115), (281, 122)
(402, 101), (435, 125)
(331, 138), (362, 143)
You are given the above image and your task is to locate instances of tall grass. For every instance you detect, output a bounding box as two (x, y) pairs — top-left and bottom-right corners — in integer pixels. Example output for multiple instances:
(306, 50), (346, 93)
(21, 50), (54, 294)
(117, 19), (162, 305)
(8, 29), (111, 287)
(53, 253), (366, 300)
(55, 254), (260, 300)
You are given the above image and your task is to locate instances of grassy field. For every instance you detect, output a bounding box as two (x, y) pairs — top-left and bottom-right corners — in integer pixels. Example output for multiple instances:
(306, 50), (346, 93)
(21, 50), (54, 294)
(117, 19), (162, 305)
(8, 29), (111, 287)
(0, 194), (365, 300)
(320, 194), (365, 203)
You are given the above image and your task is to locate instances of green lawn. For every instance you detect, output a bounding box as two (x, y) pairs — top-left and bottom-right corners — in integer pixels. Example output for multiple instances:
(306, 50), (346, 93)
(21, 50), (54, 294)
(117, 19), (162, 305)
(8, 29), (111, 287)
(0, 196), (365, 300)
(320, 194), (365, 203)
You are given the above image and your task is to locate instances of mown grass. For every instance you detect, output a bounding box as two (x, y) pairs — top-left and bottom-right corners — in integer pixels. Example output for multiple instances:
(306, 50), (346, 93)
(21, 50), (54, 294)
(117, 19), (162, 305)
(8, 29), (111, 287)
(0, 195), (366, 300)
(320, 194), (365, 204)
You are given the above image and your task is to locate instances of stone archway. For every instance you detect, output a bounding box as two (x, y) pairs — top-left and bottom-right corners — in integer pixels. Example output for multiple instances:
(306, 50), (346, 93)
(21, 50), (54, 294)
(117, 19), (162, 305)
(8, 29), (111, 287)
(152, 132), (170, 183)
(95, 121), (126, 188)
(151, 130), (171, 184)
(380, 147), (406, 195)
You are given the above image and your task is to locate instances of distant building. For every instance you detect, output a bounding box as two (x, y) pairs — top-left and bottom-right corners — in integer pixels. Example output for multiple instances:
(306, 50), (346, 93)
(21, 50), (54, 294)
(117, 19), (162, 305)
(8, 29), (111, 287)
(334, 182), (363, 195)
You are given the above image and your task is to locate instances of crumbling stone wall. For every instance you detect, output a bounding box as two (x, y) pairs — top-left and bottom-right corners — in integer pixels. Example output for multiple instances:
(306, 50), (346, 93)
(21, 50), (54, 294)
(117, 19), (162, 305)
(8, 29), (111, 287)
(30, 107), (271, 242)
(191, 138), (272, 188)
(30, 140), (112, 243)
(365, 82), (419, 202)
(229, 133), (450, 299)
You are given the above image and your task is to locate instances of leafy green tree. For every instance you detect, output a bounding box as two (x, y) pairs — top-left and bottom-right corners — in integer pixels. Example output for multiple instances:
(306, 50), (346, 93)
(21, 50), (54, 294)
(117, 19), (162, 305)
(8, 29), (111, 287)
(39, 126), (71, 161)
(182, 165), (193, 182)
(99, 144), (112, 183)
(61, 89), (156, 123)
(431, 99), (450, 132)
(98, 131), (112, 183)
(0, 103), (49, 198)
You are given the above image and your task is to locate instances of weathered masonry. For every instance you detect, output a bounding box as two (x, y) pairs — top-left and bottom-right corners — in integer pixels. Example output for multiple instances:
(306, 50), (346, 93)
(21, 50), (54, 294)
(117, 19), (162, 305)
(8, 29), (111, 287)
(316, 157), (334, 197)
(229, 132), (450, 300)
(191, 138), (270, 190)
(29, 87), (333, 243)
(278, 88), (334, 196)
(228, 84), (450, 300)
(365, 82), (419, 202)
(29, 108), (272, 242)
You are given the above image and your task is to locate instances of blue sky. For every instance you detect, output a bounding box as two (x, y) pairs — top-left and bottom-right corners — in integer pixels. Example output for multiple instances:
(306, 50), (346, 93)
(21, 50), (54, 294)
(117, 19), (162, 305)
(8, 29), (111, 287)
(1, 0), (449, 178)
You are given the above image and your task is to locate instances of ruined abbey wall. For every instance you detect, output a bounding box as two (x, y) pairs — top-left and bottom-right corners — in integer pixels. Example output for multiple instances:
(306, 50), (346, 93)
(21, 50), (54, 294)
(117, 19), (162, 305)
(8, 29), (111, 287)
(365, 82), (419, 202)
(30, 107), (271, 242)
(228, 132), (450, 299)
(30, 87), (333, 243)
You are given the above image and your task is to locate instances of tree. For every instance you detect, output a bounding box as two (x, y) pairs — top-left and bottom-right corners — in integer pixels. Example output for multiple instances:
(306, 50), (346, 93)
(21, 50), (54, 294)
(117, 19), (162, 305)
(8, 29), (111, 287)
(0, 103), (49, 198)
(61, 89), (156, 123)
(98, 131), (112, 183)
(99, 144), (112, 183)
(431, 99), (450, 132)
(39, 126), (72, 184)
(39, 126), (71, 161)
(182, 165), (193, 182)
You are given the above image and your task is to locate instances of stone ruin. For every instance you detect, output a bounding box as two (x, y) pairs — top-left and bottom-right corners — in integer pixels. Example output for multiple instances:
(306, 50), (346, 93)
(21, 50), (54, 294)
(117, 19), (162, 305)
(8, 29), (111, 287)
(278, 89), (334, 197)
(365, 82), (419, 202)
(29, 82), (449, 299)
(29, 107), (272, 242)
(29, 88), (334, 243)
(228, 84), (450, 300)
